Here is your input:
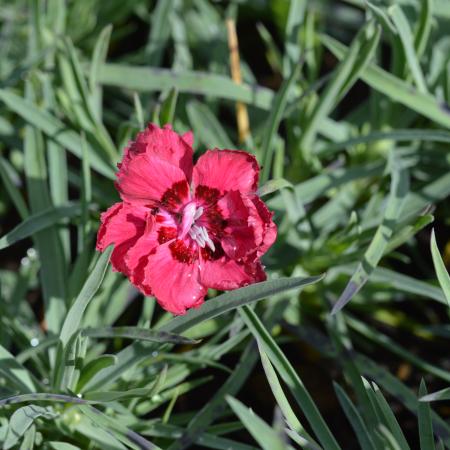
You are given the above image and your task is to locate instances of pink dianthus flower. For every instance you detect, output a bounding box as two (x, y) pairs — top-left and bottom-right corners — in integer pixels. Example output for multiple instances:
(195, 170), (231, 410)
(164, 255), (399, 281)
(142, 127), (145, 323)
(96, 124), (277, 315)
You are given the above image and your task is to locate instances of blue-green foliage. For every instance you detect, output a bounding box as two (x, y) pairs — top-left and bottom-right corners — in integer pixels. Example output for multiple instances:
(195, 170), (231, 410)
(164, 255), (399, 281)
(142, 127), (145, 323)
(0, 0), (450, 448)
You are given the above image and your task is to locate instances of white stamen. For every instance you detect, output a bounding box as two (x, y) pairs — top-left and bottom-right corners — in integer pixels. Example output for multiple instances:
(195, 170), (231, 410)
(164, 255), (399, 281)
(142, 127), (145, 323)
(199, 226), (208, 242)
(196, 232), (206, 247)
(205, 236), (216, 252)
(197, 227), (206, 248)
(200, 226), (215, 252)
(183, 205), (216, 252)
(189, 225), (197, 239)
(189, 225), (205, 247)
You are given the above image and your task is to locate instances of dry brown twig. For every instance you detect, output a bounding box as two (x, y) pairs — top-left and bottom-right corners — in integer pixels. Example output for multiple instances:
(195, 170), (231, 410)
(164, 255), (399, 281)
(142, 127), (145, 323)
(226, 18), (250, 144)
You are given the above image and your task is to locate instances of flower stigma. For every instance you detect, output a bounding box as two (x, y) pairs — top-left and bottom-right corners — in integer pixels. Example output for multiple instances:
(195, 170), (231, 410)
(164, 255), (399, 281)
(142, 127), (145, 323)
(180, 202), (215, 251)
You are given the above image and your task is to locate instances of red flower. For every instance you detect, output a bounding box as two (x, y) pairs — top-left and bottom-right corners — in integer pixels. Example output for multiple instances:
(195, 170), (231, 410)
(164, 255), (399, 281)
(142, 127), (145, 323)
(96, 124), (277, 315)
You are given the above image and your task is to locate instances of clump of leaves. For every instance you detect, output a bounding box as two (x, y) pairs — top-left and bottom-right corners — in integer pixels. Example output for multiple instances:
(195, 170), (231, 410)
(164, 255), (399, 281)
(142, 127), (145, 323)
(1, 0), (450, 448)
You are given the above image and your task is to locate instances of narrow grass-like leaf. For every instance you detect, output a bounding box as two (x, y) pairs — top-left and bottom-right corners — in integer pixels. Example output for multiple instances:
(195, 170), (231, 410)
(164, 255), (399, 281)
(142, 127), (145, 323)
(58, 248), (268, 389)
(269, 162), (384, 210)
(186, 100), (234, 148)
(257, 178), (293, 197)
(332, 157), (409, 314)
(145, 0), (172, 66)
(134, 92), (145, 129)
(63, 38), (117, 159)
(0, 89), (115, 178)
(24, 81), (67, 334)
(27, 0), (42, 56)
(355, 356), (450, 446)
(16, 337), (59, 364)
(0, 393), (91, 406)
(322, 35), (450, 129)
(0, 157), (29, 220)
(299, 23), (379, 157)
(298, 324), (450, 446)
(166, 306), (286, 450)
(140, 423), (255, 450)
(166, 344), (259, 450)
(226, 396), (287, 450)
(414, 0), (433, 59)
(46, 139), (70, 263)
(316, 128), (450, 156)
(430, 229), (450, 306)
(170, 3), (192, 71)
(333, 265), (447, 305)
(76, 355), (117, 393)
(83, 388), (153, 402)
(240, 306), (342, 450)
(97, 64), (273, 109)
(291, 322), (450, 445)
(60, 247), (113, 347)
(377, 425), (402, 450)
(193, 434), (257, 450)
(283, 0), (305, 75)
(20, 424), (36, 450)
(368, 383), (411, 450)
(303, 9), (318, 81)
(333, 383), (377, 450)
(347, 315), (450, 383)
(162, 386), (180, 424)
(48, 442), (81, 450)
(418, 380), (436, 450)
(89, 24), (112, 119)
(0, 203), (80, 250)
(402, 171), (450, 223)
(420, 387), (450, 403)
(58, 40), (93, 119)
(75, 417), (127, 450)
(139, 376), (213, 416)
(260, 63), (300, 183)
(60, 331), (82, 391)
(258, 343), (302, 432)
(78, 405), (161, 450)
(160, 88), (179, 126)
(3, 405), (57, 449)
(366, 2), (397, 34)
(257, 23), (283, 74)
(79, 133), (91, 251)
(155, 353), (230, 375)
(162, 275), (324, 335)
(0, 345), (37, 393)
(338, 25), (381, 99)
(258, 343), (320, 449)
(327, 315), (381, 439)
(389, 5), (428, 93)
(82, 327), (199, 344)
(386, 214), (434, 255)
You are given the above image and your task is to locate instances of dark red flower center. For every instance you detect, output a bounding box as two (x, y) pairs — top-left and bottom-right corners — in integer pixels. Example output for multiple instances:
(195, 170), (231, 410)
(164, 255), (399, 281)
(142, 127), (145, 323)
(157, 183), (228, 264)
(161, 180), (190, 210)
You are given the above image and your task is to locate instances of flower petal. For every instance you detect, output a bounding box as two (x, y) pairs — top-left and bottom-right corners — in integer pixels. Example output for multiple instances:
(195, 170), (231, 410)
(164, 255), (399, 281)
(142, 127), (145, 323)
(199, 255), (266, 290)
(96, 202), (148, 275)
(116, 153), (190, 207)
(217, 191), (261, 260)
(182, 130), (194, 148)
(251, 196), (277, 257)
(193, 149), (259, 195)
(122, 124), (193, 180)
(143, 244), (207, 315)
